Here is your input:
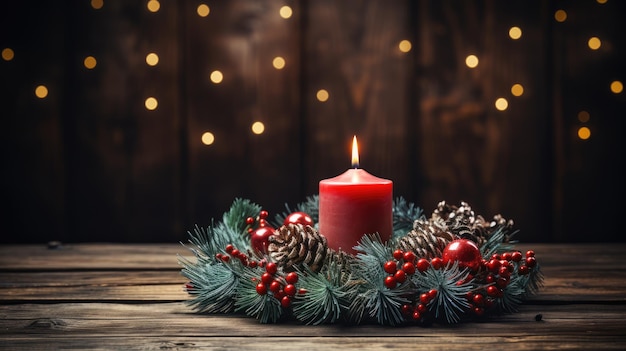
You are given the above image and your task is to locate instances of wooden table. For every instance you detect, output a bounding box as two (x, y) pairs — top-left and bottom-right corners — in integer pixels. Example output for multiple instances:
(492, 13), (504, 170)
(1, 243), (625, 350)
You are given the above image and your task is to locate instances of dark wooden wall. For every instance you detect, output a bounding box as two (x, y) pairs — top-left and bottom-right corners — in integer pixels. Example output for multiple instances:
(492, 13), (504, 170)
(1, 0), (624, 244)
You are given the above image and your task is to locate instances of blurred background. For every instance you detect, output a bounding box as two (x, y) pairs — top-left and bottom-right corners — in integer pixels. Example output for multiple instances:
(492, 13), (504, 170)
(1, 0), (624, 244)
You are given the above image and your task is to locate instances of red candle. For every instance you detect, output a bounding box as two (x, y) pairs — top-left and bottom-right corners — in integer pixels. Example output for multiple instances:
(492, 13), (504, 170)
(318, 136), (393, 254)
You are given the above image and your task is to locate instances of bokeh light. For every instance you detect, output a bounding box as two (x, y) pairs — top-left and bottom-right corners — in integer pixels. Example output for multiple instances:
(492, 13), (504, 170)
(511, 84), (524, 97)
(35, 85), (48, 99)
(145, 97), (158, 110)
(577, 127), (591, 140)
(197, 4), (210, 17)
(251, 121), (265, 134)
(84, 56), (97, 69)
(465, 55), (479, 68)
(588, 37), (601, 50)
(509, 27), (522, 40)
(495, 98), (508, 111)
(272, 56), (286, 69)
(610, 80), (623, 94)
(279, 6), (293, 19)
(2, 48), (15, 61)
(201, 132), (215, 145)
(316, 89), (329, 102)
(399, 40), (412, 53)
(554, 9), (567, 22)
(210, 70), (223, 84)
(146, 53), (159, 66)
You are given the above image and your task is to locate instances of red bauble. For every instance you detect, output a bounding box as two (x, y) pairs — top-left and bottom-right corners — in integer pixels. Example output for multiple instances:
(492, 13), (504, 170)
(283, 211), (314, 226)
(442, 239), (482, 272)
(250, 226), (276, 254)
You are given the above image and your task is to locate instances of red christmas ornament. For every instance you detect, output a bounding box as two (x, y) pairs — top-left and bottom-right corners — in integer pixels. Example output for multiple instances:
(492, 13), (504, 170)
(283, 211), (314, 226)
(248, 210), (276, 254)
(442, 239), (482, 272)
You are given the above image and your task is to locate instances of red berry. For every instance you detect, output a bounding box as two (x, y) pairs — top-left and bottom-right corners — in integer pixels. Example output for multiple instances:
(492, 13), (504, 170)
(417, 303), (428, 313)
(401, 304), (412, 315)
(486, 273), (496, 283)
(526, 250), (535, 258)
(403, 251), (416, 263)
(518, 265), (530, 275)
(472, 294), (485, 306)
(431, 257), (443, 270)
(511, 251), (523, 262)
(261, 272), (273, 284)
(394, 269), (407, 283)
(525, 256), (537, 267)
(298, 288), (307, 295)
(269, 280), (282, 294)
(393, 249), (404, 261)
(416, 258), (430, 272)
(248, 261), (258, 268)
(487, 258), (501, 273)
(420, 293), (431, 304)
(428, 289), (438, 301)
(502, 252), (512, 261)
(384, 276), (397, 289)
(230, 249), (240, 258)
(498, 266), (511, 278)
(259, 210), (269, 219)
(221, 255), (230, 262)
(497, 276), (509, 288)
(281, 295), (292, 308)
(412, 310), (421, 320)
(402, 261), (416, 275)
(265, 262), (278, 275)
(486, 285), (499, 297)
(225, 244), (234, 253)
(285, 272), (299, 284)
(245, 217), (255, 225)
(256, 283), (267, 295)
(473, 306), (484, 316)
(284, 284), (297, 297)
(384, 261), (397, 274)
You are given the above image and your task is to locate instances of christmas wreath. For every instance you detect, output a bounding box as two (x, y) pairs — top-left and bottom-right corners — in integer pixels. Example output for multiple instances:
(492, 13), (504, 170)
(178, 196), (543, 326)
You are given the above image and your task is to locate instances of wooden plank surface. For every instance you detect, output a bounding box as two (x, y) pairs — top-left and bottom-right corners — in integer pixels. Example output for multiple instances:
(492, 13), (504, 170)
(1, 243), (625, 350)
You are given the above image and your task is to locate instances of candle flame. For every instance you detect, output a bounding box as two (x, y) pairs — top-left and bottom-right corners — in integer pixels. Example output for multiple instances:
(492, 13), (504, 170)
(351, 135), (359, 168)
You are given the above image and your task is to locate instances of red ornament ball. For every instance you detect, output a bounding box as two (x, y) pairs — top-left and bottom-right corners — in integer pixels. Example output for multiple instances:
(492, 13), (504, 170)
(250, 226), (276, 254)
(442, 239), (482, 271)
(283, 211), (314, 226)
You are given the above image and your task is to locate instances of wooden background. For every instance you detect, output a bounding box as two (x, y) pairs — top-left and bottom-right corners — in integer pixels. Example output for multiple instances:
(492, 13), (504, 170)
(1, 0), (625, 244)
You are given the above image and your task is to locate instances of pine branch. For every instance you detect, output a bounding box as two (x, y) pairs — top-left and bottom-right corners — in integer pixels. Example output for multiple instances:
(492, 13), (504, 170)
(291, 261), (352, 325)
(178, 258), (239, 313)
(234, 264), (283, 323)
(351, 234), (410, 325)
(392, 197), (424, 239)
(222, 198), (262, 234)
(412, 262), (473, 324)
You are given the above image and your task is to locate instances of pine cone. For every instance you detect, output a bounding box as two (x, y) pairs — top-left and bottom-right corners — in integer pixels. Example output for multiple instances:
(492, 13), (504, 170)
(396, 218), (456, 259)
(267, 223), (328, 273)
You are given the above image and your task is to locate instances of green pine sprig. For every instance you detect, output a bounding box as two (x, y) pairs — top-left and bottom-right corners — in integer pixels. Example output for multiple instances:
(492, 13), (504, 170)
(234, 263), (283, 323)
(179, 258), (240, 313)
(350, 234), (411, 326)
(392, 197), (424, 239)
(291, 259), (353, 325)
(412, 262), (473, 324)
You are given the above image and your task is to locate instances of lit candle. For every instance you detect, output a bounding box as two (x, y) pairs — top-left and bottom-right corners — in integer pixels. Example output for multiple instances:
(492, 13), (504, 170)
(318, 136), (393, 254)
